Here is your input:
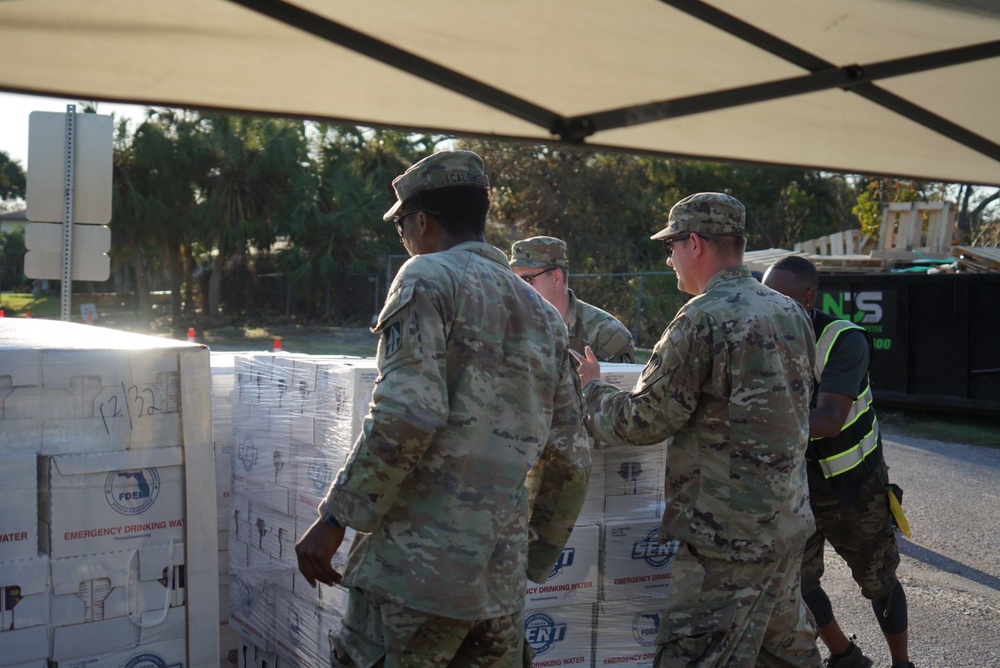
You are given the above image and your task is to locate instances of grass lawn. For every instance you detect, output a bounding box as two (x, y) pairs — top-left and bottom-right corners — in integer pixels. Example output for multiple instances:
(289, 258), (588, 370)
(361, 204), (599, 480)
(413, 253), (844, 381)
(0, 292), (58, 318)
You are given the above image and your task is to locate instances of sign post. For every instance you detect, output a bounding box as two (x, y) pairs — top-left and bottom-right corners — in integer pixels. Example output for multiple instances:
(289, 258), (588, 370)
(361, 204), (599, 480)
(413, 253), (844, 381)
(25, 106), (113, 321)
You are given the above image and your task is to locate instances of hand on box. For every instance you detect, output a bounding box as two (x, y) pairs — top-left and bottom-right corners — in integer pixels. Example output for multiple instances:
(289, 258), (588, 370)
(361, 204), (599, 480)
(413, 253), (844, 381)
(295, 516), (346, 587)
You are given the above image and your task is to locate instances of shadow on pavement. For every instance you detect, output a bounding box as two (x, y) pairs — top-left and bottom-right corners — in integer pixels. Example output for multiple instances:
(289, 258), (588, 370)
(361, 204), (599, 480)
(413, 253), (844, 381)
(899, 537), (1000, 592)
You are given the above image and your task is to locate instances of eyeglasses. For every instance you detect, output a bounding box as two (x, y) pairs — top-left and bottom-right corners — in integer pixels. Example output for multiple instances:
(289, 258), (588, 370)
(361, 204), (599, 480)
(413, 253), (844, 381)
(521, 267), (557, 285)
(393, 209), (440, 236)
(662, 233), (694, 258)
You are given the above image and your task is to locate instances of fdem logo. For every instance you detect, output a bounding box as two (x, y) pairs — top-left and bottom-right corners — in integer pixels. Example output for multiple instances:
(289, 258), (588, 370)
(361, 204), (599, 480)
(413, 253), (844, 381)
(632, 611), (661, 647)
(631, 528), (679, 569)
(123, 651), (181, 668)
(547, 546), (575, 581)
(524, 611), (567, 656)
(105, 468), (160, 515)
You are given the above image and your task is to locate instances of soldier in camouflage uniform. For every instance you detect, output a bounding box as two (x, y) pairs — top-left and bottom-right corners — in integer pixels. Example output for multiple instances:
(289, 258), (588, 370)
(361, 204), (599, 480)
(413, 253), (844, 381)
(510, 236), (636, 363)
(295, 150), (591, 667)
(763, 255), (914, 668)
(574, 193), (822, 667)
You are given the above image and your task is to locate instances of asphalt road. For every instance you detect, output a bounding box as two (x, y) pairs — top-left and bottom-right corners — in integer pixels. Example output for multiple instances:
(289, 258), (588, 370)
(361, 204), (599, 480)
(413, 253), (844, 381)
(819, 425), (1000, 667)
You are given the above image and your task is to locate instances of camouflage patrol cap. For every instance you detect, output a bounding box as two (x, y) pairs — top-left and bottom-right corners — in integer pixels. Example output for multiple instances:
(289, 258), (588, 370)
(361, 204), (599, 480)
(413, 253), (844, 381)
(650, 192), (746, 241)
(509, 236), (568, 269)
(382, 150), (490, 221)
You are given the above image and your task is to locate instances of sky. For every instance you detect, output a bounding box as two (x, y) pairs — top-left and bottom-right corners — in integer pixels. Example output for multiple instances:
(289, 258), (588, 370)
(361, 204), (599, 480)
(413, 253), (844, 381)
(1, 92), (152, 168)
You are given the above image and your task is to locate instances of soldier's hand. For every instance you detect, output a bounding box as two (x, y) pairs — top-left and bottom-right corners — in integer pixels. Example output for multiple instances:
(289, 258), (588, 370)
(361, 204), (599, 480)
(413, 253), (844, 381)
(570, 346), (601, 387)
(295, 517), (346, 587)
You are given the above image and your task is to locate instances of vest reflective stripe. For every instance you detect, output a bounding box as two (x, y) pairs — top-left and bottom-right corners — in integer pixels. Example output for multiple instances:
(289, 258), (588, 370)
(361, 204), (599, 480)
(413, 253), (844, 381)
(811, 318), (880, 480)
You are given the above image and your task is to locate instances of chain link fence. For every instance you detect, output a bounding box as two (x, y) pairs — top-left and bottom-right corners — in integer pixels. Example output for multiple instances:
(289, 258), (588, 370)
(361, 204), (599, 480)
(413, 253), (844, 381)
(569, 271), (687, 349)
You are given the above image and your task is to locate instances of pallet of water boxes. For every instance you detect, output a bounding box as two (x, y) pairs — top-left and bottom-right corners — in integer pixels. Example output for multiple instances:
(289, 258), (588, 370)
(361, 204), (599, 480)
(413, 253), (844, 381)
(0, 319), (218, 668)
(216, 352), (675, 668)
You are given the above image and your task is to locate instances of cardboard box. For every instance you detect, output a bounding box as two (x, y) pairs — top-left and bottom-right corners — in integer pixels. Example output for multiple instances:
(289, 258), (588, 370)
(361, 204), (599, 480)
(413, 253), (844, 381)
(49, 542), (185, 628)
(525, 524), (599, 610)
(0, 626), (48, 665)
(0, 556), (48, 631)
(602, 445), (665, 522)
(53, 633), (186, 668)
(0, 319), (219, 666)
(291, 443), (343, 521)
(594, 599), (664, 667)
(40, 447), (185, 558)
(230, 430), (296, 514)
(600, 520), (678, 601)
(0, 453), (38, 561)
(272, 586), (319, 666)
(220, 625), (244, 667)
(51, 605), (186, 663)
(599, 363), (646, 392)
(523, 604), (594, 667)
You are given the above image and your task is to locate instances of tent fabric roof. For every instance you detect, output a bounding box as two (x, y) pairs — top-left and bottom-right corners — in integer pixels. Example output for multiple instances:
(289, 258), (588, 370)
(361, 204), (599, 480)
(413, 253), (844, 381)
(2, 0), (998, 185)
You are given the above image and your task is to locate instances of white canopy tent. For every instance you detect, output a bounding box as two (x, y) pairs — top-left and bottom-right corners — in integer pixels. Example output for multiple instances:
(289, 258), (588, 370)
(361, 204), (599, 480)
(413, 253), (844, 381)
(2, 0), (998, 186)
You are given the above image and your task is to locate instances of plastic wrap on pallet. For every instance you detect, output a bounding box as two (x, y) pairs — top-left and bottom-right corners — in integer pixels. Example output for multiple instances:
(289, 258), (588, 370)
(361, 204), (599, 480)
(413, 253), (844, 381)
(594, 599), (666, 667)
(226, 356), (682, 666)
(228, 353), (373, 665)
(0, 318), (218, 666)
(524, 603), (595, 667)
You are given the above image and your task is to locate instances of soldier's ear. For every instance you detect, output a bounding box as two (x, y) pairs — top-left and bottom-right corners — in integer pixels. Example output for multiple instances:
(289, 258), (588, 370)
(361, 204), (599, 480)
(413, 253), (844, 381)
(803, 286), (816, 310)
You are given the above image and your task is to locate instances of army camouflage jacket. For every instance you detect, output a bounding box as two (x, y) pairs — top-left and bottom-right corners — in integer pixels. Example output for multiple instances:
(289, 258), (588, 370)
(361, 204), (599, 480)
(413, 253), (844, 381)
(566, 289), (637, 363)
(320, 241), (590, 619)
(583, 265), (816, 563)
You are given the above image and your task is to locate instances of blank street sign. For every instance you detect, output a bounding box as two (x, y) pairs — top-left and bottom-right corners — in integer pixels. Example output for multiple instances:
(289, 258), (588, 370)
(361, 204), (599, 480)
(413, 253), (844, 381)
(26, 111), (113, 225)
(24, 222), (111, 281)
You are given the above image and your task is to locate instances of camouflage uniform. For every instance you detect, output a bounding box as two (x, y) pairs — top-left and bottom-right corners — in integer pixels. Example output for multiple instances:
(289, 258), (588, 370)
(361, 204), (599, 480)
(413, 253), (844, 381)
(510, 235), (636, 363)
(566, 290), (637, 363)
(320, 238), (591, 667)
(584, 193), (821, 667)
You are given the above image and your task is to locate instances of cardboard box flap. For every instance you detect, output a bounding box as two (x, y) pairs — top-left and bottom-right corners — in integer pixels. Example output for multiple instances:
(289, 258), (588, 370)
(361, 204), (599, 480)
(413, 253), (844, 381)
(50, 541), (185, 596)
(50, 446), (183, 476)
(0, 555), (49, 595)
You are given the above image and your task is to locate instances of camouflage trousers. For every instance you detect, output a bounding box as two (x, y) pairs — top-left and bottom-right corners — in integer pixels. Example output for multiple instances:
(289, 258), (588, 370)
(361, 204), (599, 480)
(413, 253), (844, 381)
(653, 542), (821, 668)
(802, 469), (900, 601)
(330, 586), (526, 668)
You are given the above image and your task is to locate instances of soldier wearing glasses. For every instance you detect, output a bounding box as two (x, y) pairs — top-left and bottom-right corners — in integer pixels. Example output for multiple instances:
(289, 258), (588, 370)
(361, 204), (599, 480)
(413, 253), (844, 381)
(573, 193), (822, 667)
(509, 236), (637, 363)
(296, 150), (590, 667)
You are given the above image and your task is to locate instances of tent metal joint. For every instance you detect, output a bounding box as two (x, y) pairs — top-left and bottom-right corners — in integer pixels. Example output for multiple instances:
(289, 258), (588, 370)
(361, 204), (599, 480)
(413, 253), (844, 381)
(553, 117), (596, 144)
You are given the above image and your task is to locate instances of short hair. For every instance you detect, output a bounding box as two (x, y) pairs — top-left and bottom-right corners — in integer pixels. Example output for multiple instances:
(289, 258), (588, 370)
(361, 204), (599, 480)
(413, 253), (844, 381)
(769, 255), (818, 290)
(696, 232), (746, 258)
(405, 186), (491, 237)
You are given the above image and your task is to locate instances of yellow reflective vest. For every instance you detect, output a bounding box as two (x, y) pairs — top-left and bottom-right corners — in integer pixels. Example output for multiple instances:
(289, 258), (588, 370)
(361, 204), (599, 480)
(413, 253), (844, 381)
(809, 311), (882, 492)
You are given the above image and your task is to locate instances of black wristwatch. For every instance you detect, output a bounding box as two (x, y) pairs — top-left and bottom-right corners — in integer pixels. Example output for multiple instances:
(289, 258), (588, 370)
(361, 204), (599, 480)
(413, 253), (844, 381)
(323, 513), (344, 529)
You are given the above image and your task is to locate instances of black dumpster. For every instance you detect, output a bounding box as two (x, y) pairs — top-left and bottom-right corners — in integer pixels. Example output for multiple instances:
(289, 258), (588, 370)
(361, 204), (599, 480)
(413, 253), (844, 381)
(817, 272), (1000, 417)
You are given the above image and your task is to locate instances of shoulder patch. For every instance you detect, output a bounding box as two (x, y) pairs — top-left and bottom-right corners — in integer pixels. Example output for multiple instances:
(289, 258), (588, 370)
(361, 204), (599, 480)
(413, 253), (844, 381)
(374, 282), (416, 363)
(383, 320), (403, 358)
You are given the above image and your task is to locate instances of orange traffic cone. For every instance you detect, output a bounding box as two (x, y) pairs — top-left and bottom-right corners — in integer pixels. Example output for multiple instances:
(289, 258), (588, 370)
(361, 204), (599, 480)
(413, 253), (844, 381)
(273, 337), (282, 352)
(187, 327), (196, 343)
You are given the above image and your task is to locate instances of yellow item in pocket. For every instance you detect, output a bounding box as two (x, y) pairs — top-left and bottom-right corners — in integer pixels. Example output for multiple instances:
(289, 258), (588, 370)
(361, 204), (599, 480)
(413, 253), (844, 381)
(887, 485), (911, 537)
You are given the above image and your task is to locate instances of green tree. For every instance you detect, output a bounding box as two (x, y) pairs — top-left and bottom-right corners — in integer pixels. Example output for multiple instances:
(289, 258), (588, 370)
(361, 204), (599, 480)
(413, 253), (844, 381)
(0, 150), (27, 207)
(187, 113), (310, 316)
(276, 127), (443, 319)
(0, 226), (27, 290)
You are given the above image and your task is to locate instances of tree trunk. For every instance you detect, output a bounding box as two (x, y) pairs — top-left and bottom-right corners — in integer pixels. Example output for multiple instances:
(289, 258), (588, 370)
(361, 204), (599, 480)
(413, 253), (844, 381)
(131, 244), (153, 319)
(182, 243), (195, 315)
(168, 242), (183, 319)
(208, 253), (224, 315)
